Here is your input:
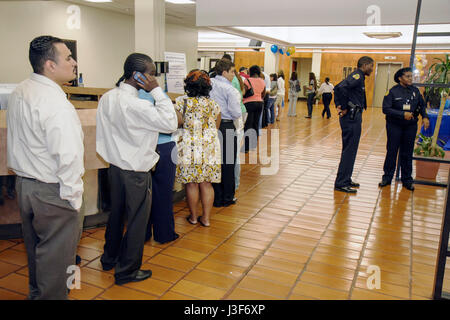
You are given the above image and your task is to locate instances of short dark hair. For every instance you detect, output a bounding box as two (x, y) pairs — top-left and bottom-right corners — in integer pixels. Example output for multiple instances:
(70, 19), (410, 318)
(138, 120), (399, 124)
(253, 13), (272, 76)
(215, 59), (234, 76)
(29, 35), (65, 74)
(249, 65), (261, 77)
(239, 67), (247, 72)
(184, 69), (212, 97)
(357, 56), (374, 68)
(116, 53), (153, 86)
(222, 53), (232, 61)
(270, 73), (277, 80)
(325, 77), (330, 83)
(394, 67), (412, 84)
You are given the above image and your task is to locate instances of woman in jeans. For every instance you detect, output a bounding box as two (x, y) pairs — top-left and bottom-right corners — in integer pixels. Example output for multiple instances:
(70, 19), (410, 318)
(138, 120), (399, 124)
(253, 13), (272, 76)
(305, 72), (317, 118)
(267, 73), (278, 124)
(317, 77), (334, 119)
(288, 72), (300, 117)
(243, 65), (266, 152)
(275, 70), (285, 121)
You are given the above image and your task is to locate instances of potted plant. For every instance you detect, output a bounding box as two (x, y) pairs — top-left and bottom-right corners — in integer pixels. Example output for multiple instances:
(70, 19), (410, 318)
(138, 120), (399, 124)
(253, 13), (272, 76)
(414, 134), (445, 179)
(415, 54), (449, 179)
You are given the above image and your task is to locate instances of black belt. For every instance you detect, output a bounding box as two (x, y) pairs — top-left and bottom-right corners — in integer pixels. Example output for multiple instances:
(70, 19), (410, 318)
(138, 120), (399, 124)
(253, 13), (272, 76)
(221, 119), (234, 123)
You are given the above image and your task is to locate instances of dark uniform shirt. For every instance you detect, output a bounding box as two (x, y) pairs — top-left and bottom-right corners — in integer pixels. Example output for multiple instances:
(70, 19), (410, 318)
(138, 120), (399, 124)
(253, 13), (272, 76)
(383, 84), (428, 125)
(334, 69), (367, 111)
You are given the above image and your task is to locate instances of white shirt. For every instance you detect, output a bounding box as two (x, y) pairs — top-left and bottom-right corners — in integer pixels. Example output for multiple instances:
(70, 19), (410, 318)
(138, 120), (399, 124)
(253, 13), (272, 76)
(277, 77), (285, 96)
(7, 73), (85, 210)
(262, 72), (271, 90)
(318, 82), (334, 95)
(96, 83), (177, 172)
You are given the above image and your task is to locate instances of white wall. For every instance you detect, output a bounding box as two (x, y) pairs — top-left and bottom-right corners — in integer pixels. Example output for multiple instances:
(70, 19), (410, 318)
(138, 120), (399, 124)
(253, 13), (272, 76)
(0, 1), (199, 88)
(296, 58), (312, 97)
(0, 1), (134, 88)
(165, 23), (198, 73)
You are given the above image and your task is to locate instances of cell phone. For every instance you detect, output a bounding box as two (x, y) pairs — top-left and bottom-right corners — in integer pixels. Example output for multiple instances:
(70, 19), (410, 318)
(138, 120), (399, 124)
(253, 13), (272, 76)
(134, 72), (145, 85)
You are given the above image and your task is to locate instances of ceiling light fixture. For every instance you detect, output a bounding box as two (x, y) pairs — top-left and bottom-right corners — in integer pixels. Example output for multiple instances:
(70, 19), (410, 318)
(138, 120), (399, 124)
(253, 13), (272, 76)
(363, 32), (402, 39)
(165, 0), (195, 4)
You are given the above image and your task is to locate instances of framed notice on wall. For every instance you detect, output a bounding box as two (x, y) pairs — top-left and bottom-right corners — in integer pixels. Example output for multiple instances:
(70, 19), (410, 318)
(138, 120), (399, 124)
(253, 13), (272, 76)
(164, 52), (187, 94)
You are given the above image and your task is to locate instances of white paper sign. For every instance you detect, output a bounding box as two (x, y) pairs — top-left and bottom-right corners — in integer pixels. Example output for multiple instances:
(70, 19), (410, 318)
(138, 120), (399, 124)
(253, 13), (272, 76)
(164, 52), (187, 94)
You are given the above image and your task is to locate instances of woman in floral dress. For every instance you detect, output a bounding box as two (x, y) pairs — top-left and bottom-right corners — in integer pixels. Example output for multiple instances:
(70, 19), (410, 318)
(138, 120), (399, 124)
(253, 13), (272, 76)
(175, 70), (221, 227)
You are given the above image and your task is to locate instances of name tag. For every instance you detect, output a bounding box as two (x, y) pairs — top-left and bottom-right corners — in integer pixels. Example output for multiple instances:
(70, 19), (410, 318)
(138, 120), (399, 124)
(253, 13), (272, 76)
(403, 104), (411, 111)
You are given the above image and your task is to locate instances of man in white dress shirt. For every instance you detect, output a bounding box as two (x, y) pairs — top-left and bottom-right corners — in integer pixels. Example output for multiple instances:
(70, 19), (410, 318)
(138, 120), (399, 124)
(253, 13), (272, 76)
(7, 35), (84, 300)
(96, 53), (178, 285)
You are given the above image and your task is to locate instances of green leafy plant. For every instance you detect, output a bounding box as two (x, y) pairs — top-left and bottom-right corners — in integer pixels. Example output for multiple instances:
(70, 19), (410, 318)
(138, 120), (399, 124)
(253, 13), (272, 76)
(414, 133), (445, 158)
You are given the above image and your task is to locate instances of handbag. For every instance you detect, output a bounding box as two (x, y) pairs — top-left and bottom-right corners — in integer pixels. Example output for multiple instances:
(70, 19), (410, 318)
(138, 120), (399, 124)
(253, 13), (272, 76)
(243, 78), (254, 99)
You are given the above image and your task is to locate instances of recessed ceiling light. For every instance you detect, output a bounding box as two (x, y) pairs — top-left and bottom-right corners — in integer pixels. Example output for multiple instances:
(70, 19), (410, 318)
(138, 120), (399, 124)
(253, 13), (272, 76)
(165, 0), (195, 4)
(84, 0), (113, 3)
(363, 32), (402, 39)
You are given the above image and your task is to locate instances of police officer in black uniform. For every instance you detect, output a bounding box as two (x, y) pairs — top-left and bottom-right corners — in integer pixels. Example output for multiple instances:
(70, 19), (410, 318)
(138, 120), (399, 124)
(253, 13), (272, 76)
(379, 67), (430, 191)
(334, 56), (374, 193)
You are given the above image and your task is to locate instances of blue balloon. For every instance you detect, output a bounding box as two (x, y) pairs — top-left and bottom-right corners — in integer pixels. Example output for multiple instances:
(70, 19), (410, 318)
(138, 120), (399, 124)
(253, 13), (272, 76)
(270, 45), (278, 53)
(279, 48), (284, 54)
(286, 51), (291, 56)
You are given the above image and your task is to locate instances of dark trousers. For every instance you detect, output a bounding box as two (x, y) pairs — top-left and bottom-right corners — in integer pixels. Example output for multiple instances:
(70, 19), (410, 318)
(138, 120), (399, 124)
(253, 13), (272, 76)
(335, 111), (362, 188)
(382, 121), (417, 184)
(307, 92), (315, 117)
(322, 93), (332, 118)
(243, 101), (263, 152)
(213, 121), (237, 206)
(262, 94), (269, 128)
(145, 141), (177, 243)
(16, 177), (81, 300)
(98, 168), (111, 212)
(101, 165), (151, 280)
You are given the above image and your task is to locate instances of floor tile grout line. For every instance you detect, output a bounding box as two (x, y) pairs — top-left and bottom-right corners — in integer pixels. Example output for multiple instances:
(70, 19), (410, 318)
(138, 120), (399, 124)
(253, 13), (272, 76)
(345, 115), (388, 299)
(137, 119), (341, 300)
(285, 106), (383, 300)
(221, 125), (346, 299)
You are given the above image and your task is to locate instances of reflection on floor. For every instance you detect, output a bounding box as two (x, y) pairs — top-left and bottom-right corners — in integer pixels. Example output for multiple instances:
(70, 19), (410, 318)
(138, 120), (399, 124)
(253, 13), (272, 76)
(0, 101), (449, 300)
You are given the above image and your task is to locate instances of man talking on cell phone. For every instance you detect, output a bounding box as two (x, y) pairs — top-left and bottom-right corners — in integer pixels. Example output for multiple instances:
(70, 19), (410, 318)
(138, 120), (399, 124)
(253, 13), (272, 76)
(333, 56), (374, 193)
(96, 53), (179, 285)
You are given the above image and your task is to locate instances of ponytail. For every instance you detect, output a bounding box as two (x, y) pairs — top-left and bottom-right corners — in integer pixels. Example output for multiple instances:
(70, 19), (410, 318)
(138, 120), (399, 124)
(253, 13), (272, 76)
(116, 75), (126, 87)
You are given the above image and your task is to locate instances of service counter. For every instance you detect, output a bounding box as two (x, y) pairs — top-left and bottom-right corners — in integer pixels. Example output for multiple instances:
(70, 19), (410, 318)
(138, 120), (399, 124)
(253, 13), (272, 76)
(0, 87), (184, 239)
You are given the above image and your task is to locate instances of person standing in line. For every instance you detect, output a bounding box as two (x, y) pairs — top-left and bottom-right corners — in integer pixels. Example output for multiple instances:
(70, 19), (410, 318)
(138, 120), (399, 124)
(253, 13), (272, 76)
(7, 35), (84, 299)
(96, 53), (178, 285)
(209, 59), (242, 207)
(267, 73), (278, 124)
(288, 71), (301, 117)
(137, 89), (181, 244)
(239, 67), (250, 80)
(275, 70), (285, 121)
(379, 67), (430, 191)
(261, 67), (271, 129)
(242, 65), (266, 152)
(305, 72), (317, 118)
(318, 77), (334, 119)
(334, 56), (374, 193)
(176, 70), (222, 226)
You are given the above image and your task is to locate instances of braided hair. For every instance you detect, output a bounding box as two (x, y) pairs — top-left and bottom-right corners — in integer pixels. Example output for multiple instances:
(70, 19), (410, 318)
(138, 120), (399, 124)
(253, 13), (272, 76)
(116, 53), (153, 87)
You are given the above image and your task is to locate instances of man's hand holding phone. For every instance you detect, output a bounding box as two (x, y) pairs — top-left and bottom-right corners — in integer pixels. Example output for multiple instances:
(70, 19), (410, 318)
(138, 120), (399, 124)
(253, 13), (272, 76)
(134, 71), (159, 92)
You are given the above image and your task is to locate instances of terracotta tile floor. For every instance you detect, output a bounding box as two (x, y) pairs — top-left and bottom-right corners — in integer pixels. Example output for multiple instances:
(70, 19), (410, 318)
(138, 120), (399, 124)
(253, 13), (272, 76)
(1, 101), (450, 300)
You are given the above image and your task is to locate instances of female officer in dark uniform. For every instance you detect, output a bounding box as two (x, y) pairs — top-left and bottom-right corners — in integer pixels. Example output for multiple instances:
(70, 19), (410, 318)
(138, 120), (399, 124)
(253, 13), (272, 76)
(379, 67), (430, 191)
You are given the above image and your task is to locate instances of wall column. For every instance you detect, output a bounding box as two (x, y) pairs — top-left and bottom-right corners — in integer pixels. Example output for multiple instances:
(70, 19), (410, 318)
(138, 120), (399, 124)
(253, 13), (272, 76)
(311, 49), (322, 81)
(264, 42), (278, 75)
(134, 0), (165, 61)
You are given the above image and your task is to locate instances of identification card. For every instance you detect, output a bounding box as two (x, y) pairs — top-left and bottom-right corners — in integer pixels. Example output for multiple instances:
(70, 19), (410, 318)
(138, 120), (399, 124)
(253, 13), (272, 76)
(403, 104), (411, 111)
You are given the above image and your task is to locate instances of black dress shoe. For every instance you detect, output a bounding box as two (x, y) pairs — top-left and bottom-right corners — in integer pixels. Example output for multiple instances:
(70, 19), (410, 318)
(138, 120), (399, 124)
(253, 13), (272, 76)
(223, 199), (236, 207)
(157, 233), (180, 244)
(378, 180), (391, 187)
(350, 181), (360, 188)
(213, 202), (223, 208)
(115, 270), (152, 285)
(403, 183), (415, 191)
(75, 255), (81, 265)
(334, 186), (357, 193)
